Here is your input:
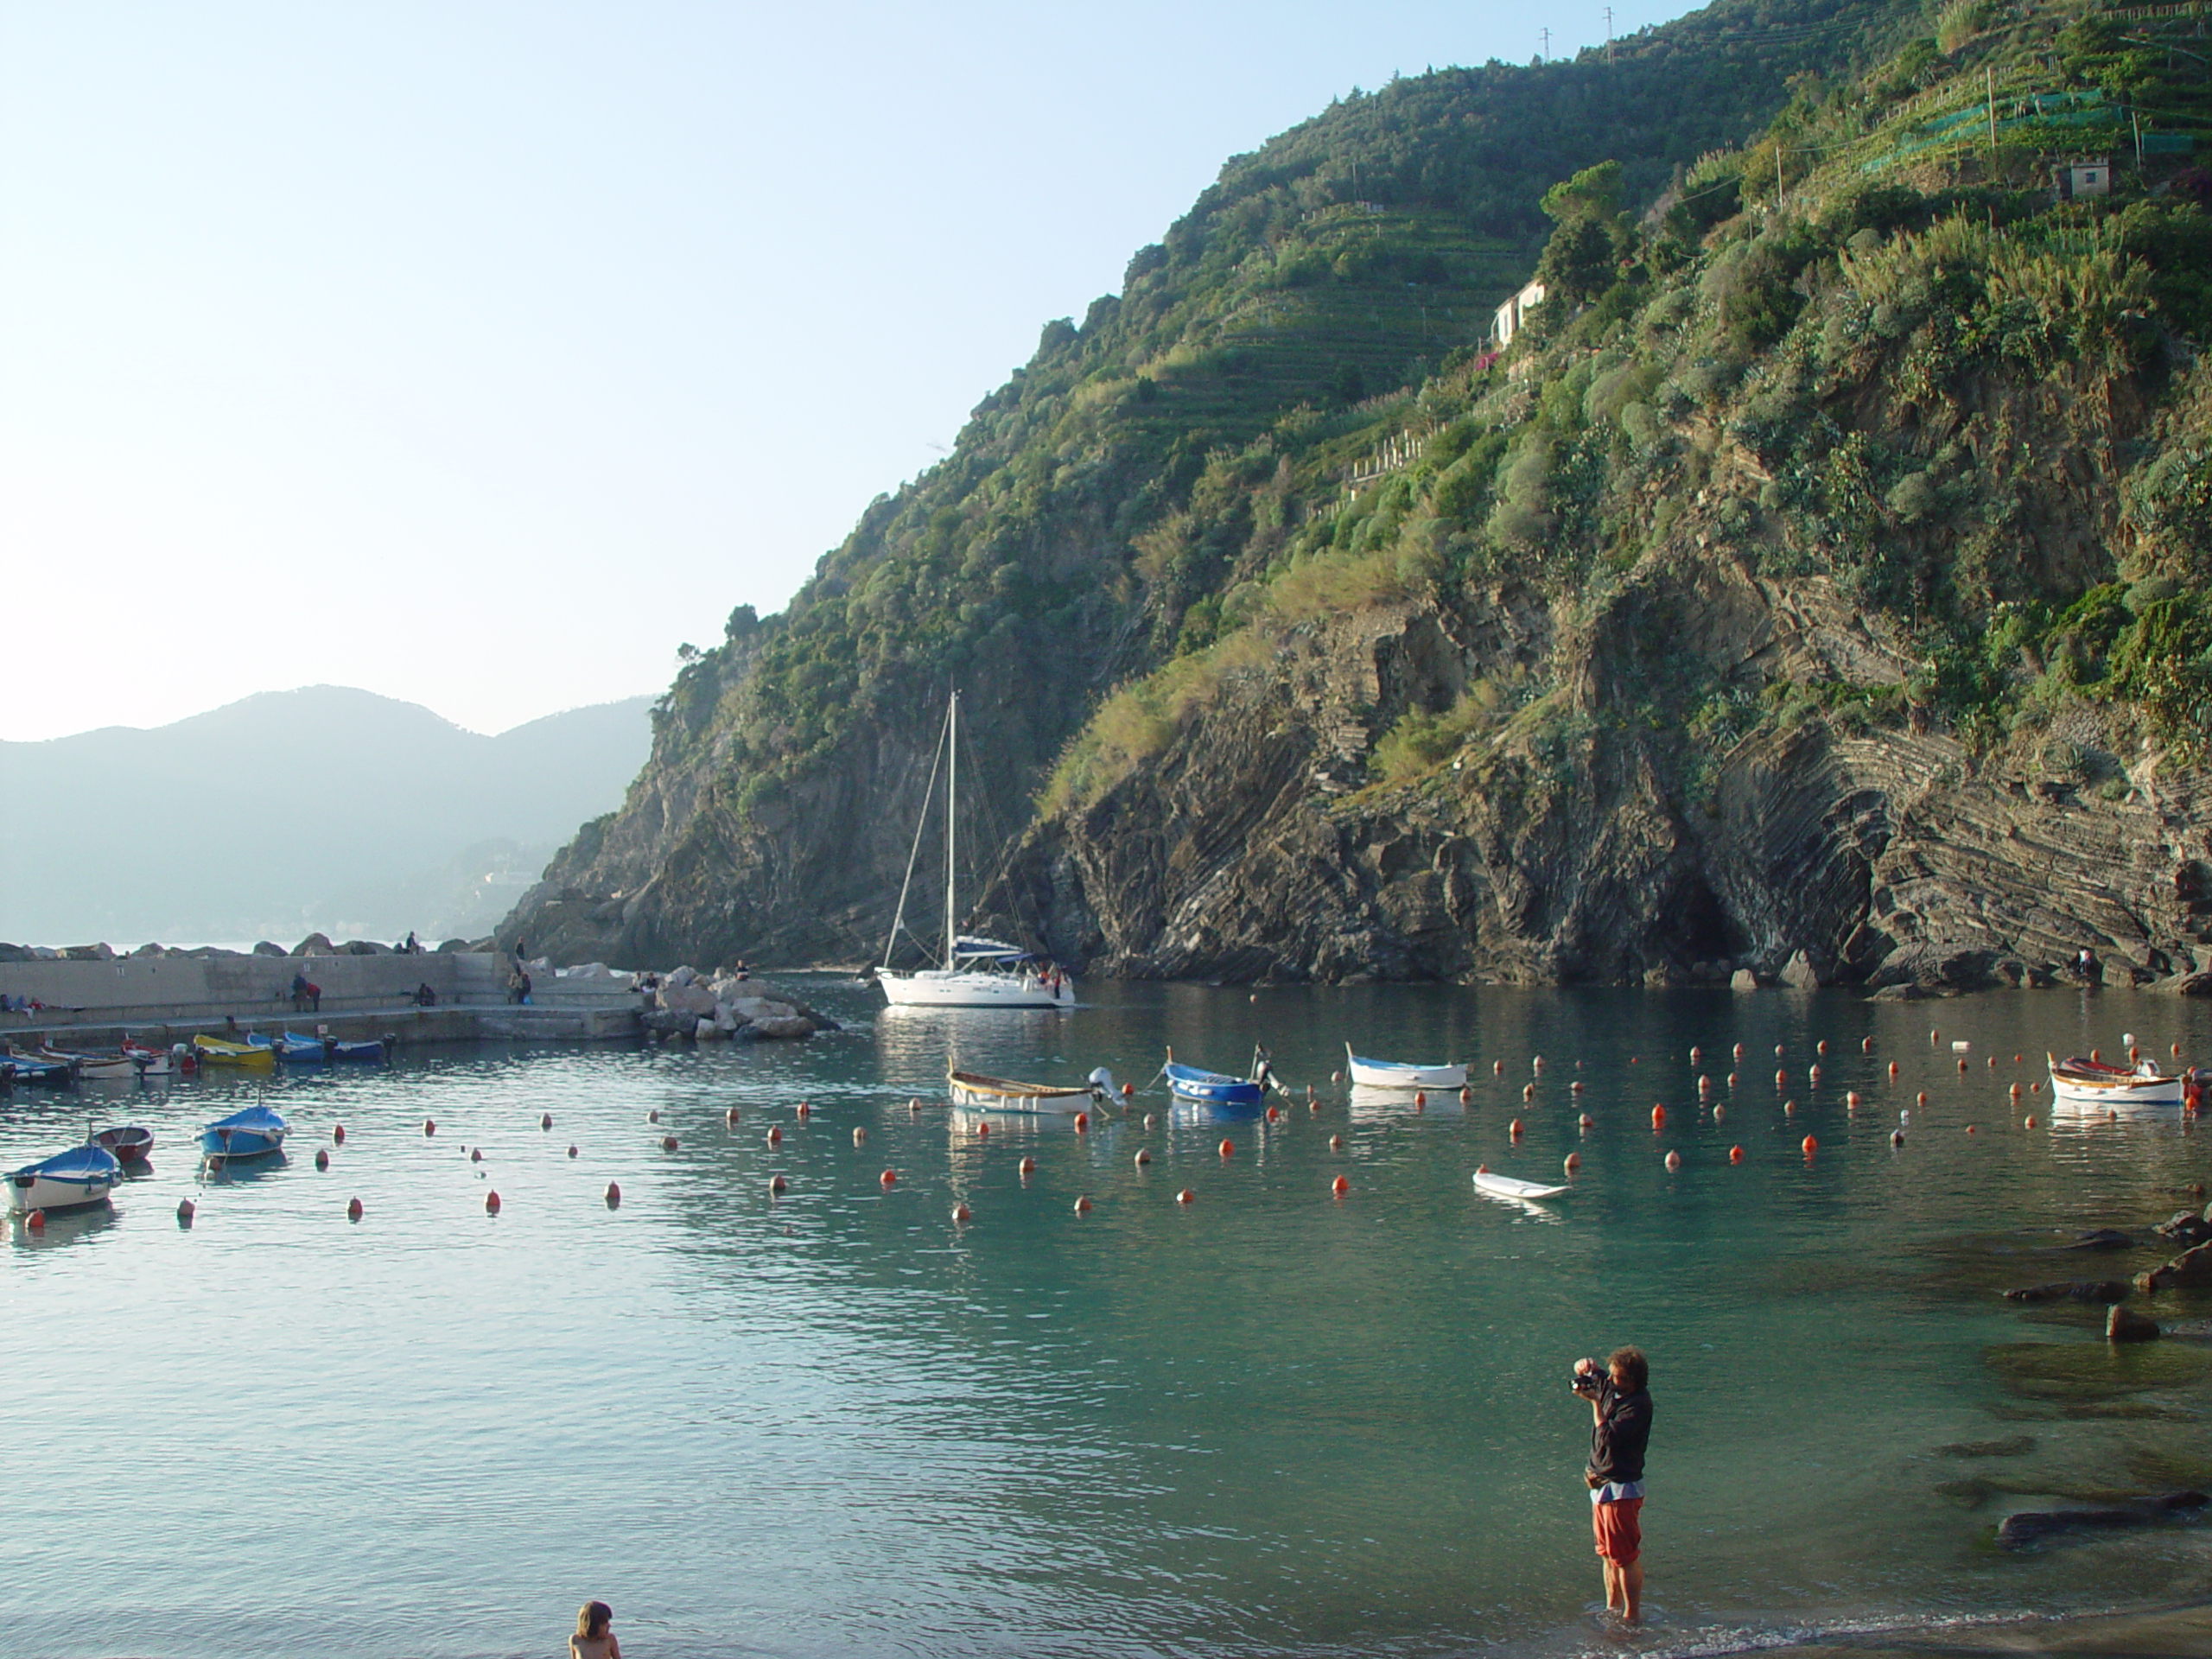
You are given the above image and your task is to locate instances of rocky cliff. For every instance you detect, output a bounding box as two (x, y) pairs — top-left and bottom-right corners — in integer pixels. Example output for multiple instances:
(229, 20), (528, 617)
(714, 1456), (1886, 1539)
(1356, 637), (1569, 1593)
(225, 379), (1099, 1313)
(505, 0), (2212, 994)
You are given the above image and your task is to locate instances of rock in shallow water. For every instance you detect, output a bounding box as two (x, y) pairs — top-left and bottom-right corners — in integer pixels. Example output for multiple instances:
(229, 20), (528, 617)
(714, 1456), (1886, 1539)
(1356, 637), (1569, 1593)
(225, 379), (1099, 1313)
(1995, 1491), (2207, 1549)
(2107, 1305), (2162, 1343)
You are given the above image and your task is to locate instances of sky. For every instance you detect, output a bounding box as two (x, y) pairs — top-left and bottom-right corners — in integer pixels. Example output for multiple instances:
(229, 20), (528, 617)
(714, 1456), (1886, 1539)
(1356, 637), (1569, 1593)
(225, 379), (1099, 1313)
(2, 0), (1697, 742)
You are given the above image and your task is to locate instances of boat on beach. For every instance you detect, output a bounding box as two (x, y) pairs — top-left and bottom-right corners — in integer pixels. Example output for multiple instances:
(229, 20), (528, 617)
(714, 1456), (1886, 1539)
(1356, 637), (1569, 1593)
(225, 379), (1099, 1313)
(92, 1125), (156, 1163)
(878, 691), (1075, 1011)
(200, 1104), (289, 1160)
(2046, 1052), (2183, 1107)
(949, 1067), (1112, 1111)
(1164, 1046), (1276, 1112)
(1344, 1043), (1466, 1090)
(192, 1033), (276, 1070)
(9, 1145), (124, 1214)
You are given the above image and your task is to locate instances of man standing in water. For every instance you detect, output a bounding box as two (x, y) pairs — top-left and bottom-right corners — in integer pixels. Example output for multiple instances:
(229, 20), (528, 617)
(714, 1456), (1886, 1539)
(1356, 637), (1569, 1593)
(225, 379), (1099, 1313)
(1573, 1347), (1652, 1623)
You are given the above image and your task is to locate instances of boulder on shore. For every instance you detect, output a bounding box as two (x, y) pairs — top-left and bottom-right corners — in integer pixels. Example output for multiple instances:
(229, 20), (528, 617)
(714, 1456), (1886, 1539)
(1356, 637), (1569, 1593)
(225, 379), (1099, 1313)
(1730, 969), (1760, 991)
(2137, 1242), (2212, 1293)
(2153, 1211), (2212, 1246)
(2107, 1306), (2161, 1342)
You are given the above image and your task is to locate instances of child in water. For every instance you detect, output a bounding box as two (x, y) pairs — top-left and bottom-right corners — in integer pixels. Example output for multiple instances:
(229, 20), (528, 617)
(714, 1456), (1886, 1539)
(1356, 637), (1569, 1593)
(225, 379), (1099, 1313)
(571, 1600), (621, 1659)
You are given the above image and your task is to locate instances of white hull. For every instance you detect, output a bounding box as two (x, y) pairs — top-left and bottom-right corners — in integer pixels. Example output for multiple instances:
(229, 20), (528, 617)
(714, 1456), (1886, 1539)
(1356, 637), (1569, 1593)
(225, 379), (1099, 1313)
(9, 1172), (116, 1215)
(2049, 1075), (2183, 1107)
(880, 970), (1074, 1009)
(1473, 1170), (1569, 1200)
(948, 1077), (1096, 1112)
(1346, 1057), (1466, 1090)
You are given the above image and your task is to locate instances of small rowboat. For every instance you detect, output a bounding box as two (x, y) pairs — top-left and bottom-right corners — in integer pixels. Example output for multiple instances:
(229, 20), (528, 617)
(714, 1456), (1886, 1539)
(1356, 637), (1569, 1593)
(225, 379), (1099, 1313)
(276, 1032), (390, 1064)
(1165, 1046), (1274, 1112)
(1345, 1043), (1467, 1090)
(1473, 1168), (1569, 1201)
(118, 1042), (173, 1077)
(192, 1034), (276, 1070)
(9, 1145), (123, 1214)
(2, 1050), (79, 1087)
(2047, 1052), (2183, 1108)
(38, 1046), (140, 1082)
(92, 1125), (155, 1163)
(949, 1067), (1111, 1112)
(200, 1104), (289, 1160)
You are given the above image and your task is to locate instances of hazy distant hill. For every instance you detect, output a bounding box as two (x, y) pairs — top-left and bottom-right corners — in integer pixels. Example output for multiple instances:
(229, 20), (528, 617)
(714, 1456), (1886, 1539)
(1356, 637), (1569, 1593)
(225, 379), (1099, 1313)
(0, 687), (653, 946)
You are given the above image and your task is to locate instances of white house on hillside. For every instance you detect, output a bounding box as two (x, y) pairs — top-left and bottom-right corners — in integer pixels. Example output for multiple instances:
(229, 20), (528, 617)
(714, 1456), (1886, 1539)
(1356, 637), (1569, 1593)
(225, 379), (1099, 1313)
(1492, 278), (1547, 347)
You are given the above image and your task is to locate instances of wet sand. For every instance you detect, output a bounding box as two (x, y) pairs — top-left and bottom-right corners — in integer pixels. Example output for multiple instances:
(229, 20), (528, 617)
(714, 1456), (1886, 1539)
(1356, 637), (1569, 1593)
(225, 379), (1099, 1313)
(1749, 1601), (2212, 1658)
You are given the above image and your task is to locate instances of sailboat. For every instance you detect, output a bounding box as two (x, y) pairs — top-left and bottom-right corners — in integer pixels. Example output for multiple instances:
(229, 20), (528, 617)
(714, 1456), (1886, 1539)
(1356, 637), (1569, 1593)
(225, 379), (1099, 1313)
(878, 691), (1076, 1010)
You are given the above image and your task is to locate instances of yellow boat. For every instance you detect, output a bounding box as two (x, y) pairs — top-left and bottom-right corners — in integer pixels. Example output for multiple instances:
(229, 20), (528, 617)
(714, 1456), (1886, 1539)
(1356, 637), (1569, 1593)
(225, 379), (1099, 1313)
(192, 1033), (276, 1069)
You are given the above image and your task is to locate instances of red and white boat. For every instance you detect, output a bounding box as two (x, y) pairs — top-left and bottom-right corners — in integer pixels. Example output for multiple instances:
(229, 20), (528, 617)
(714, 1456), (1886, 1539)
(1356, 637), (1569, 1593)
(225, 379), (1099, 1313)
(2047, 1052), (2183, 1108)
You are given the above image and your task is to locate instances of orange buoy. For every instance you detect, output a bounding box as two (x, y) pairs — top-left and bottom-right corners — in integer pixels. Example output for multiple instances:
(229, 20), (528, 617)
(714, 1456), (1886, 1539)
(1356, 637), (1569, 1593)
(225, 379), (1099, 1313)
(471, 1147), (483, 1162)
(1650, 1104), (1666, 1129)
(975, 1120), (988, 1137)
(346, 1197), (363, 1221)
(2014, 1053), (2023, 1065)
(648, 1109), (660, 1124)
(1493, 1059), (1504, 1076)
(1888, 1062), (1899, 1077)
(1135, 1148), (1152, 1166)
(951, 1203), (971, 1224)
(1143, 1114), (1156, 1129)
(1775, 1070), (1788, 1089)
(1219, 1139), (1235, 1158)
(1476, 1162), (1488, 1174)
(769, 1173), (787, 1193)
(1329, 1134), (1344, 1150)
(1728, 1072), (1738, 1089)
(1891, 1128), (1904, 1147)
(177, 1199), (199, 1226)
(315, 1147), (330, 1171)
(1267, 1105), (1281, 1122)
(1689, 1046), (1702, 1065)
(541, 1113), (553, 1130)
(1074, 1194), (1093, 1212)
(766, 1127), (783, 1147)
(1074, 1112), (1090, 1133)
(1664, 1150), (1682, 1172)
(1816, 1039), (1827, 1056)
(1783, 1100), (1796, 1116)
(1986, 1055), (1996, 1069)
(2091, 1047), (2101, 1062)
(1570, 1080), (1583, 1095)
(854, 1128), (868, 1146)
(1510, 1118), (1525, 1138)
(1862, 1036), (1873, 1054)
(1847, 1090), (1861, 1109)
(1713, 1103), (1726, 1121)
(1310, 1098), (1321, 1114)
(1732, 1042), (1745, 1060)
(423, 1119), (435, 1136)
(1916, 1090), (1929, 1108)
(1801, 1135), (1817, 1157)
(1564, 1152), (1580, 1172)
(1698, 1075), (1713, 1096)
(485, 1191), (502, 1215)
(1775, 1044), (1785, 1058)
(568, 1145), (578, 1158)
(1809, 1065), (1821, 1084)
(1414, 1090), (1427, 1108)
(1579, 1113), (1594, 1128)
(2024, 1115), (2038, 1128)
(1522, 1083), (1535, 1101)
(1930, 1028), (1941, 1046)
(1332, 1174), (1350, 1197)
(2173, 1043), (2183, 1058)
(606, 1182), (621, 1206)
(1174, 1189), (1194, 1205)
(2009, 1082), (2022, 1098)
(1533, 1056), (1546, 1072)
(1121, 1082), (1134, 1097)
(1019, 1156), (1035, 1176)
(1728, 1145), (1744, 1164)
(1957, 1058), (1968, 1073)
(1965, 1123), (1978, 1135)
(725, 1107), (741, 1126)
(880, 1169), (897, 1186)
(909, 1097), (922, 1114)
(333, 1123), (346, 1144)
(22, 1207), (45, 1230)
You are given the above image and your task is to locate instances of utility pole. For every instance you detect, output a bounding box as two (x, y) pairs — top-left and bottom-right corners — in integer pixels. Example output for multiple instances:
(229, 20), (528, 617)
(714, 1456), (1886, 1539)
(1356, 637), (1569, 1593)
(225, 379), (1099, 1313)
(1540, 26), (1550, 60)
(1986, 65), (1999, 164)
(1776, 143), (1785, 211)
(1605, 7), (1615, 60)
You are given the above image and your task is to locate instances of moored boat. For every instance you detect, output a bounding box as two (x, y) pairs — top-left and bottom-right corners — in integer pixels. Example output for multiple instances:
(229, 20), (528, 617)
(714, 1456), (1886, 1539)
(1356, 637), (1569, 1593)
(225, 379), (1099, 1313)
(192, 1033), (276, 1070)
(200, 1104), (289, 1160)
(948, 1066), (1111, 1111)
(118, 1041), (173, 1076)
(37, 1046), (140, 1082)
(1344, 1043), (1466, 1090)
(1164, 1046), (1276, 1112)
(1473, 1167), (1569, 1201)
(2, 1049), (79, 1087)
(9, 1145), (123, 1214)
(276, 1031), (390, 1063)
(92, 1125), (156, 1163)
(2046, 1052), (2183, 1107)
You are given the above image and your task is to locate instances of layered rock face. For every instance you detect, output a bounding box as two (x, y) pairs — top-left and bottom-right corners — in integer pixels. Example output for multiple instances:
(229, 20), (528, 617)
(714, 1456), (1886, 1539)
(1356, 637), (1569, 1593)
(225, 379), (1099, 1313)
(1007, 560), (2212, 992)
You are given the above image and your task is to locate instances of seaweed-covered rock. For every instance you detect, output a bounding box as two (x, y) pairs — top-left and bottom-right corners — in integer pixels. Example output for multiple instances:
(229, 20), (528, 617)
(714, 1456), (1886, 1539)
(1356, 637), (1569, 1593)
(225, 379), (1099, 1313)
(1996, 1491), (2207, 1549)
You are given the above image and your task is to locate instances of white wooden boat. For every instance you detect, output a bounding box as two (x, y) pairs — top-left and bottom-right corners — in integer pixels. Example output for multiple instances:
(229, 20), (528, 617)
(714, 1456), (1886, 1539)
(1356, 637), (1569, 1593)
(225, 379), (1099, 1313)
(9, 1145), (123, 1214)
(878, 692), (1075, 1010)
(1344, 1043), (1466, 1090)
(948, 1067), (1111, 1111)
(2046, 1052), (2183, 1107)
(1472, 1167), (1569, 1200)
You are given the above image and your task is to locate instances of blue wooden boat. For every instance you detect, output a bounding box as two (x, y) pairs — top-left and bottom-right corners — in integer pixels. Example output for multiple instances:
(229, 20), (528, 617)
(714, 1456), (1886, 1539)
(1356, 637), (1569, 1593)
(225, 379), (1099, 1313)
(283, 1031), (389, 1063)
(2, 1050), (78, 1088)
(200, 1104), (289, 1160)
(9, 1144), (123, 1214)
(1164, 1046), (1276, 1111)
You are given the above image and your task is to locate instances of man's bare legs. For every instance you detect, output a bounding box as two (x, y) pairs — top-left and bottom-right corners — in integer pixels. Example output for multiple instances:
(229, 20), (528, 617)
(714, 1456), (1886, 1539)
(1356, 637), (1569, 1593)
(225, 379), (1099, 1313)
(1601, 1558), (1642, 1623)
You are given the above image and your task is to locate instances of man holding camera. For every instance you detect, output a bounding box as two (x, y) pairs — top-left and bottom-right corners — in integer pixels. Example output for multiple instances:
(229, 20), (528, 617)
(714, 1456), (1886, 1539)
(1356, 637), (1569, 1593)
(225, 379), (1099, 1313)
(1573, 1347), (1652, 1623)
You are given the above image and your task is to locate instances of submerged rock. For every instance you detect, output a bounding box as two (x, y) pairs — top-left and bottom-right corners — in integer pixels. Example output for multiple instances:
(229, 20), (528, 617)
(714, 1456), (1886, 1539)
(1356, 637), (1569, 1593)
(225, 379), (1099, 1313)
(2107, 1305), (2162, 1343)
(1935, 1434), (2036, 1459)
(1995, 1491), (2208, 1549)
(2003, 1281), (2131, 1304)
(2062, 1229), (2135, 1252)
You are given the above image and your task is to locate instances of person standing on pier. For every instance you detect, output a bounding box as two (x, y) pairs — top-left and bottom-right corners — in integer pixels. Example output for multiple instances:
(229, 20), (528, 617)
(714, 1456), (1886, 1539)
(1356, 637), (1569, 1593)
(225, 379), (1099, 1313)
(1571, 1347), (1652, 1624)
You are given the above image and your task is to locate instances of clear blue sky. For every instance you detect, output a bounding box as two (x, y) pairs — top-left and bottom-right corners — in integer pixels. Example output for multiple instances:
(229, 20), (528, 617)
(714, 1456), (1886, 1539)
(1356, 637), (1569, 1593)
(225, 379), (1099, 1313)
(1, 1), (1696, 741)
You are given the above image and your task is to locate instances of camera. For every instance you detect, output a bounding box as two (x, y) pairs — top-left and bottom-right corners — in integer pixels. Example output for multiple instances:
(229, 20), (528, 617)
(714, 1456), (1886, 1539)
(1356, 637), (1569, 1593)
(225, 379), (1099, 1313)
(1570, 1358), (1602, 1393)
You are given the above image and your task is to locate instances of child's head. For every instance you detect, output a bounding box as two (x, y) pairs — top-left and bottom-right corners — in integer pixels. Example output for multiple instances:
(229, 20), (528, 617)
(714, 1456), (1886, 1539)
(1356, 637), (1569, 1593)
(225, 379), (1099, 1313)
(577, 1601), (613, 1638)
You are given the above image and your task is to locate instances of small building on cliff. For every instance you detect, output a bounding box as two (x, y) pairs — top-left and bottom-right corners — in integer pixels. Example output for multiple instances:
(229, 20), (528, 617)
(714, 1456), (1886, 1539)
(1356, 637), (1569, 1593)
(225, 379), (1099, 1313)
(1491, 278), (1547, 347)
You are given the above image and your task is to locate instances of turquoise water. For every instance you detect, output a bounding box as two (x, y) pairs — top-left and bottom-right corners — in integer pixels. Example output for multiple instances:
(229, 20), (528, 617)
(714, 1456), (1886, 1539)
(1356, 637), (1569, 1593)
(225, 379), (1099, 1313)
(5, 982), (2211, 1659)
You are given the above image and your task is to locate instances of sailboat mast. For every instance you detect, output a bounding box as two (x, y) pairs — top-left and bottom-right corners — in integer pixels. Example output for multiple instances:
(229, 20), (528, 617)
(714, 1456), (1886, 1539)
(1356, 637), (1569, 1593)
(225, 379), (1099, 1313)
(944, 690), (958, 970)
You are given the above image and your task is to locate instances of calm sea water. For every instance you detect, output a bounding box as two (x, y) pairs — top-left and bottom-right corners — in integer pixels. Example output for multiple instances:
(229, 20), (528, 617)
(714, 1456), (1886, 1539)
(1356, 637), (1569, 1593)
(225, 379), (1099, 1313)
(6, 982), (2211, 1659)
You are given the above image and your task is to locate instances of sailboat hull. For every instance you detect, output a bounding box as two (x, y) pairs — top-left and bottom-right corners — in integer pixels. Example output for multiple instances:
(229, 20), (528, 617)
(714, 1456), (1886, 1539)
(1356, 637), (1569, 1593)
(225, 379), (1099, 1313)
(880, 970), (1074, 1009)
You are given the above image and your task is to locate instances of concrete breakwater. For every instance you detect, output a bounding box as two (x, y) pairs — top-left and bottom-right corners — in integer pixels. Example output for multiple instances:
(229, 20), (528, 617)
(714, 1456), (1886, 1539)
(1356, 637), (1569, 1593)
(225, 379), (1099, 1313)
(0, 952), (644, 1047)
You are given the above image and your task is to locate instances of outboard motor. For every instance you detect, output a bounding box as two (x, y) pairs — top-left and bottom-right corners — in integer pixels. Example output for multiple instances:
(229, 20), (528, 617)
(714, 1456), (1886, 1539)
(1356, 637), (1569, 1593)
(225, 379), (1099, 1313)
(1086, 1066), (1114, 1100)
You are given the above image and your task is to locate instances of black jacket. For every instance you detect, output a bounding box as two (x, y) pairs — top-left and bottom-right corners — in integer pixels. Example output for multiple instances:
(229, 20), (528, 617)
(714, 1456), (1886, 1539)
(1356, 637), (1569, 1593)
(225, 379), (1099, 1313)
(1586, 1379), (1652, 1486)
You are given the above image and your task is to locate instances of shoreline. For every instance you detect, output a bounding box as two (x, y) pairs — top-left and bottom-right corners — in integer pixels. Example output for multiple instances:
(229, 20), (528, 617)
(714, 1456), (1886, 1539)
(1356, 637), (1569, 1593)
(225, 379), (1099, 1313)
(1647, 1599), (2212, 1659)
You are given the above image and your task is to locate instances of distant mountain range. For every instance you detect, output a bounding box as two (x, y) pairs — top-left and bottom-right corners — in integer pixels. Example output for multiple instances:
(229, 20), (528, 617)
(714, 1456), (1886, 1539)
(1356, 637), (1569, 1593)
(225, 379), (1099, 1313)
(0, 687), (653, 947)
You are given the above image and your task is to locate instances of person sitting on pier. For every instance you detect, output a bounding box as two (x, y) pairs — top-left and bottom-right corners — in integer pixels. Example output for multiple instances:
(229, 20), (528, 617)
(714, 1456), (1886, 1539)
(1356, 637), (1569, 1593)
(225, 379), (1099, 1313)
(414, 982), (437, 1007)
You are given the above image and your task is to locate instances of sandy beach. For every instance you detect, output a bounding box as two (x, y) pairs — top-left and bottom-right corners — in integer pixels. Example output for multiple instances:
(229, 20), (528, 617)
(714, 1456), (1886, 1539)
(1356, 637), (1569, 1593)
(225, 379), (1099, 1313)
(1749, 1601), (2212, 1659)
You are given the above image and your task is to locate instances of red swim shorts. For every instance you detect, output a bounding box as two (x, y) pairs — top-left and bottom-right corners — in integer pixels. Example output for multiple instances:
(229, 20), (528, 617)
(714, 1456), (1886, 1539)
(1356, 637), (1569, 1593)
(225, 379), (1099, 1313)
(1592, 1497), (1643, 1563)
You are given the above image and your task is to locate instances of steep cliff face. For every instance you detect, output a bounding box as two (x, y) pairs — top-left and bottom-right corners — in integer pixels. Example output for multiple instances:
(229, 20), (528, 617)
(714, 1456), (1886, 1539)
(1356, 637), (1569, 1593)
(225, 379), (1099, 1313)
(506, 0), (2212, 991)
